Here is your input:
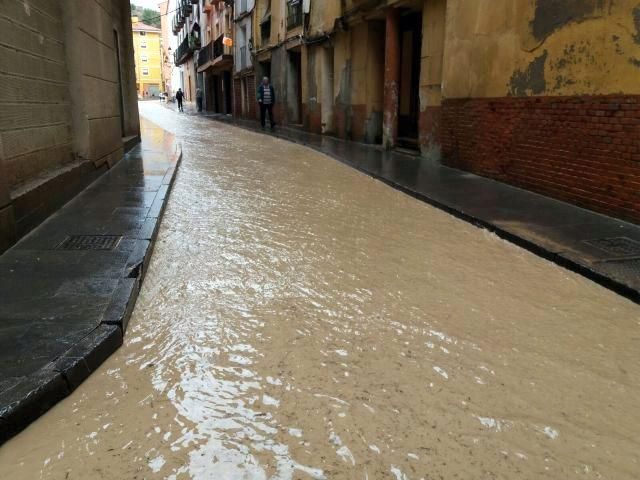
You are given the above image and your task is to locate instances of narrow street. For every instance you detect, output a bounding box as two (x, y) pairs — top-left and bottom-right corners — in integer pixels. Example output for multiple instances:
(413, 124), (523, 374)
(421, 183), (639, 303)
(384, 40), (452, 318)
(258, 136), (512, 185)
(0, 102), (638, 479)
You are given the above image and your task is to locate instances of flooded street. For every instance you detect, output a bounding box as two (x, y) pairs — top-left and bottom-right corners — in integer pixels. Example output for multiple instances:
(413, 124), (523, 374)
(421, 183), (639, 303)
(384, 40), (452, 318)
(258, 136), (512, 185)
(1, 102), (639, 479)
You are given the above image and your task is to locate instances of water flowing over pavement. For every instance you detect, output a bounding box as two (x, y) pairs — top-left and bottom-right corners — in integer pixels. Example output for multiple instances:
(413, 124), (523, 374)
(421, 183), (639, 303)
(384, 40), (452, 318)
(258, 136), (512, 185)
(1, 102), (638, 479)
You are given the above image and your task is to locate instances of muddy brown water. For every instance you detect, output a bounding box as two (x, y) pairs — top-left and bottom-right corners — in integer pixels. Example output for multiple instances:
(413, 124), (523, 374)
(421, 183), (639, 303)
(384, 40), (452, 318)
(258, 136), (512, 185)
(1, 103), (638, 479)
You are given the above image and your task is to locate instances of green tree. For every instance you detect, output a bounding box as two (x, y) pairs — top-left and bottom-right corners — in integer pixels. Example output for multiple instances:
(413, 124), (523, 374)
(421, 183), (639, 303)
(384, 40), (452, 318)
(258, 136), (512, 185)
(141, 8), (160, 28)
(130, 3), (160, 28)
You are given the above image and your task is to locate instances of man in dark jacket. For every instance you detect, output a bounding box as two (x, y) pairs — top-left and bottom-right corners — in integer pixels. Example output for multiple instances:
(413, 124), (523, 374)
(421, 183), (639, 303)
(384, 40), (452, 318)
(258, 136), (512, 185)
(257, 77), (276, 130)
(175, 88), (184, 112)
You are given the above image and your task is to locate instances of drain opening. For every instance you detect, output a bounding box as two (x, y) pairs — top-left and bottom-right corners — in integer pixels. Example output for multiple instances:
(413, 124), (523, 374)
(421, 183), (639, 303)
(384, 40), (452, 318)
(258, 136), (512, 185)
(583, 237), (640, 258)
(56, 235), (122, 251)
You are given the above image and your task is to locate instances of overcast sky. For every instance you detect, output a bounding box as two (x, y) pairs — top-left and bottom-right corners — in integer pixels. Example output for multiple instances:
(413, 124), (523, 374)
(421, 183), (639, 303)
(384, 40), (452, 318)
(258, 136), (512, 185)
(131, 0), (161, 11)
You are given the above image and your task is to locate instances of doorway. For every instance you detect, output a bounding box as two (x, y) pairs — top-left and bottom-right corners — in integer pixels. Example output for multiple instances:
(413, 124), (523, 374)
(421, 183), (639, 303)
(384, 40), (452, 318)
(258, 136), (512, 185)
(259, 60), (271, 82)
(287, 50), (302, 124)
(398, 12), (422, 148)
(320, 47), (334, 134)
(210, 74), (221, 112)
(223, 71), (232, 114)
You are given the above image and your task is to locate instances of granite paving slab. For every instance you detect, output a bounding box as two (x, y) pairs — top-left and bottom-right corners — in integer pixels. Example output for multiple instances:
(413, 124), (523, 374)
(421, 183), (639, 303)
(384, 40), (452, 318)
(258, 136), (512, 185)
(0, 118), (181, 444)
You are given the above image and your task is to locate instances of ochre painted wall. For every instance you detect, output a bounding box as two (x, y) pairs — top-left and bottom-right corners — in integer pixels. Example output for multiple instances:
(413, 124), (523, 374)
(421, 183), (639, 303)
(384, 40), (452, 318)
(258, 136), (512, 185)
(419, 0), (447, 157)
(439, 0), (640, 223)
(132, 23), (163, 97)
(442, 0), (640, 99)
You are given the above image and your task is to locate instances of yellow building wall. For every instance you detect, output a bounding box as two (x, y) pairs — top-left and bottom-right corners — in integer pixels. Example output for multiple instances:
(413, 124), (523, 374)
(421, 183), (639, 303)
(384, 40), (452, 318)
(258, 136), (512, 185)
(442, 0), (640, 99)
(132, 27), (162, 96)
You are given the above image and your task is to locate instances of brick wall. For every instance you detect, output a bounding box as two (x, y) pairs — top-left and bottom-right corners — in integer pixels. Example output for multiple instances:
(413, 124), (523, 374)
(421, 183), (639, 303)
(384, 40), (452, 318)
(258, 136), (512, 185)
(247, 75), (257, 120)
(233, 77), (242, 118)
(233, 74), (258, 120)
(441, 95), (640, 223)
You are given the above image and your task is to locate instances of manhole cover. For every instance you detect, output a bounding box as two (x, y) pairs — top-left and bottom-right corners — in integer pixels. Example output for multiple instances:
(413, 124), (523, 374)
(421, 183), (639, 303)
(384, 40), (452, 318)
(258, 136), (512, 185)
(583, 237), (640, 257)
(56, 235), (122, 251)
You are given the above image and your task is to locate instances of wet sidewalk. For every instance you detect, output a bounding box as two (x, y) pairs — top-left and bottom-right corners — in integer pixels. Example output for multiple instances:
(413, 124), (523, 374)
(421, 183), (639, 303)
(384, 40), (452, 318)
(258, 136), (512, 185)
(200, 111), (640, 303)
(0, 118), (181, 443)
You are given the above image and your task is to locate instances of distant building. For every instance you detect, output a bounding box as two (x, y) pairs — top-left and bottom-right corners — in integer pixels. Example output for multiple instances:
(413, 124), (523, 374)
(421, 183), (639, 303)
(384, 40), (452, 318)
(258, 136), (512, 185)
(165, 0), (640, 224)
(132, 17), (163, 98)
(253, 0), (640, 224)
(0, 0), (139, 252)
(171, 0), (203, 102)
(198, 0), (234, 114)
(233, 0), (256, 120)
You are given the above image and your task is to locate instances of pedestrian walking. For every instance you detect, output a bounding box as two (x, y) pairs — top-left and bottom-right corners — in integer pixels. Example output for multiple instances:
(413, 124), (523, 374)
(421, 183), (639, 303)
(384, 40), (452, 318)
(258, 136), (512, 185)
(196, 87), (203, 112)
(257, 77), (276, 130)
(175, 88), (184, 112)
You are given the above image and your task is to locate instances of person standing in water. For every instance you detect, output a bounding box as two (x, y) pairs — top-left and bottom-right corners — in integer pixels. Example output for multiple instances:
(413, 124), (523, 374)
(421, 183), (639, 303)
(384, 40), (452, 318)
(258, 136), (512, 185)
(196, 87), (203, 112)
(175, 88), (184, 112)
(257, 77), (276, 130)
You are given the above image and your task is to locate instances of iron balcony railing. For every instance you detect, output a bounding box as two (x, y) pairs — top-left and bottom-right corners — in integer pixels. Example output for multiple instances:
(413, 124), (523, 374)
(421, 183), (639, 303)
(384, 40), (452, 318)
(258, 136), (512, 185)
(174, 33), (201, 65)
(182, 0), (193, 15)
(198, 34), (229, 66)
(287, 0), (302, 29)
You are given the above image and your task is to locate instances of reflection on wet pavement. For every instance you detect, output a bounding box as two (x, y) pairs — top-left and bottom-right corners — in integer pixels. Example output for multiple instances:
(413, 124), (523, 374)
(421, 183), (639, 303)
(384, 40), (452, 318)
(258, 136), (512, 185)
(0, 103), (638, 479)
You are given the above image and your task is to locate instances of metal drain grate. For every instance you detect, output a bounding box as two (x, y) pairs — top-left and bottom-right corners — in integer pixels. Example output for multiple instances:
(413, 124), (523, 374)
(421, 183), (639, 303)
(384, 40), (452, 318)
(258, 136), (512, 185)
(56, 235), (122, 251)
(583, 237), (640, 257)
(598, 258), (640, 279)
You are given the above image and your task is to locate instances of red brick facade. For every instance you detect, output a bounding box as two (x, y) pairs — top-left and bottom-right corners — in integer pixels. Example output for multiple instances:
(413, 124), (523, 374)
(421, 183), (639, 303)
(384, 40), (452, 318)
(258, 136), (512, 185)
(247, 75), (257, 119)
(233, 77), (241, 118)
(441, 95), (640, 223)
(233, 74), (257, 120)
(419, 106), (442, 152)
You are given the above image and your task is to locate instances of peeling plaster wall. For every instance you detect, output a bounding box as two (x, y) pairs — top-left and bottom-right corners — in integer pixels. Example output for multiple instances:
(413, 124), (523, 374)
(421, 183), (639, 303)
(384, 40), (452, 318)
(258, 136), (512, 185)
(419, 0), (446, 159)
(440, 0), (640, 223)
(308, 0), (342, 37)
(442, 0), (640, 99)
(332, 21), (385, 143)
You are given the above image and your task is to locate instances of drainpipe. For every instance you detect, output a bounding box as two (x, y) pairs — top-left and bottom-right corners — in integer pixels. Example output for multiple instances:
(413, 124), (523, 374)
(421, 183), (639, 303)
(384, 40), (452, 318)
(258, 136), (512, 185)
(382, 7), (400, 150)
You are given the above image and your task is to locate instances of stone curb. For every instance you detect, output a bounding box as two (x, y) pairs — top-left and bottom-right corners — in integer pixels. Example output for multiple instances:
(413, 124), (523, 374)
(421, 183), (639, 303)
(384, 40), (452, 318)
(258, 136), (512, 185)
(0, 147), (182, 445)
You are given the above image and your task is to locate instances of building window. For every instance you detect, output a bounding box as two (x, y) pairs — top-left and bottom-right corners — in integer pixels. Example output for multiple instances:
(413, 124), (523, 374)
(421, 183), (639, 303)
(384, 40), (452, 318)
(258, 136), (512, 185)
(240, 46), (247, 70)
(141, 55), (148, 62)
(287, 0), (303, 30)
(140, 31), (146, 36)
(142, 67), (149, 76)
(140, 41), (147, 48)
(261, 3), (271, 43)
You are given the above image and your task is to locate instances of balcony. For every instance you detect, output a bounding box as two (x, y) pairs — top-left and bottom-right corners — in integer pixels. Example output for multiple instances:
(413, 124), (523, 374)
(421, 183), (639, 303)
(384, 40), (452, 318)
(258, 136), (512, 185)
(286, 0), (303, 30)
(174, 33), (201, 66)
(197, 34), (233, 73)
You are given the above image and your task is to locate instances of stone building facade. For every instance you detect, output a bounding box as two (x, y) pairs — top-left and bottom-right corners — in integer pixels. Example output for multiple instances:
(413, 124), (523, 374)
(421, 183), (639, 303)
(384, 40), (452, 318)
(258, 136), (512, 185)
(172, 0), (203, 102)
(198, 0), (234, 115)
(234, 0), (257, 120)
(239, 0), (640, 223)
(0, 0), (139, 252)
(132, 18), (163, 98)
